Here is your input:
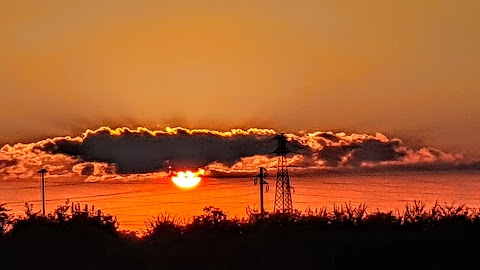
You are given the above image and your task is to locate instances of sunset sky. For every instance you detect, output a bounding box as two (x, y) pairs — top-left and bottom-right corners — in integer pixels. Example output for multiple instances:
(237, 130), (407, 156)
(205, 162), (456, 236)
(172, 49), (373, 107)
(1, 0), (479, 160)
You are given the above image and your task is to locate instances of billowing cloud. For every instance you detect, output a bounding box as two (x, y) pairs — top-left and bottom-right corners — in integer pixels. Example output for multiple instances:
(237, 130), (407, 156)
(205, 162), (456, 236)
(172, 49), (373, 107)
(0, 126), (477, 181)
(37, 127), (282, 174)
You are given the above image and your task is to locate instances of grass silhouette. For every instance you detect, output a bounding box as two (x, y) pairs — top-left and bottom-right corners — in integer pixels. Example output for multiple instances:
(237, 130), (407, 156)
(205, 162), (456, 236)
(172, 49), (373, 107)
(1, 200), (480, 269)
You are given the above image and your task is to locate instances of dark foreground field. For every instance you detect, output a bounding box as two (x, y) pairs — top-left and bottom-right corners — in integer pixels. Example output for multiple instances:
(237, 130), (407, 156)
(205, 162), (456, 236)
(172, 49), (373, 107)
(1, 202), (479, 269)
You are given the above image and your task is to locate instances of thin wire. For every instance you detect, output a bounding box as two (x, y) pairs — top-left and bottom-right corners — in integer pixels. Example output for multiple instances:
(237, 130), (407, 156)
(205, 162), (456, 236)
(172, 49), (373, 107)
(104, 192), (257, 211)
(1, 178), (258, 206)
(0, 182), (87, 191)
(2, 187), (157, 205)
(0, 177), (253, 191)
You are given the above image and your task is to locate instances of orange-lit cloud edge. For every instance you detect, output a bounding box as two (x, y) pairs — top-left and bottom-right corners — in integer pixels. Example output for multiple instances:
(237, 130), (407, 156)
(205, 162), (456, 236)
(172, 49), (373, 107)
(0, 126), (477, 182)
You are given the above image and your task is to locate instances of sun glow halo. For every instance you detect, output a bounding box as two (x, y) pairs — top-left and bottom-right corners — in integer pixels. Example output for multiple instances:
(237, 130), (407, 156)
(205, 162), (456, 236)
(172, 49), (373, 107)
(171, 169), (205, 189)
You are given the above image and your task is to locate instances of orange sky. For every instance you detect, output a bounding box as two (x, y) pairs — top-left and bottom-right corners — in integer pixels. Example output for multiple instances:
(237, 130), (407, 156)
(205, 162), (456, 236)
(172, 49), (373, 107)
(1, 1), (479, 156)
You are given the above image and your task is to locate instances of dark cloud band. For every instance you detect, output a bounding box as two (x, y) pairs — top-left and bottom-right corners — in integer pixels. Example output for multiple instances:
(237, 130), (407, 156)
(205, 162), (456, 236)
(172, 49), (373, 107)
(38, 129), (283, 173)
(0, 126), (475, 180)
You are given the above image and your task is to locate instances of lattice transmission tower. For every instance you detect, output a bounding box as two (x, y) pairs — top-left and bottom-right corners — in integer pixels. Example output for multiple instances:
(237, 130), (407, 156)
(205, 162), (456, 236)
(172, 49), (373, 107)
(273, 133), (293, 213)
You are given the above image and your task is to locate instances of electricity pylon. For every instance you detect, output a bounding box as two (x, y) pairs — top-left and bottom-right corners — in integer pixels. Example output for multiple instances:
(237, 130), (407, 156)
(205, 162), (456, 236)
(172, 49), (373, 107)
(273, 133), (293, 213)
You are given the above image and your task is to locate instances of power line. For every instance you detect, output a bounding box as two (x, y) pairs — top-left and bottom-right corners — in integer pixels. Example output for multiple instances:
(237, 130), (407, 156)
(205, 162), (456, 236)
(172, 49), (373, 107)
(0, 182), (88, 191)
(0, 177), (252, 192)
(1, 178), (258, 206)
(104, 192), (257, 211)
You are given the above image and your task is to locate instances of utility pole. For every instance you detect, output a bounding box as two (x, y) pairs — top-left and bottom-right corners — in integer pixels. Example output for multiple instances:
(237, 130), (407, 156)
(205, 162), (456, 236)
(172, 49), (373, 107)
(254, 167), (269, 216)
(274, 133), (293, 213)
(38, 168), (47, 216)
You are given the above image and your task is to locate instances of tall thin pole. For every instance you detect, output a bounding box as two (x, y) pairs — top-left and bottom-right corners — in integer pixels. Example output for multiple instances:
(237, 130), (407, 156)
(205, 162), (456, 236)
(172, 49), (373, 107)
(38, 169), (47, 216)
(254, 167), (268, 216)
(259, 167), (265, 215)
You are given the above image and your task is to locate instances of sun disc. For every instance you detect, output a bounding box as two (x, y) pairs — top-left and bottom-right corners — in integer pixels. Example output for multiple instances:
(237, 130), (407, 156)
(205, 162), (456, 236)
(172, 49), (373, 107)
(171, 170), (203, 189)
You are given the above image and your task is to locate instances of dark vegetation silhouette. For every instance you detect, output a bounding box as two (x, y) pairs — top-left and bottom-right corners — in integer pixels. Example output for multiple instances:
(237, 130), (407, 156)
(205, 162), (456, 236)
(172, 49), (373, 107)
(1, 201), (480, 269)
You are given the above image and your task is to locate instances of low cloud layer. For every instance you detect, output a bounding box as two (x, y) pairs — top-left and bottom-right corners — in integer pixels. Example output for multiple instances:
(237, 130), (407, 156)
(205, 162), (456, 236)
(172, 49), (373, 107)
(0, 127), (478, 181)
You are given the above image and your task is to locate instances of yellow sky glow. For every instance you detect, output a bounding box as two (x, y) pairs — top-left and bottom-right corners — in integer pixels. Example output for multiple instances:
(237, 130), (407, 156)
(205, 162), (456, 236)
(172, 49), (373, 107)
(0, 1), (479, 155)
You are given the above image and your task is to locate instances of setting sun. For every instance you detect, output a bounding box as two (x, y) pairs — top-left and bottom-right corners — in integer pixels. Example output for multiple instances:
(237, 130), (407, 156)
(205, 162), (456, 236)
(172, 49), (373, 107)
(171, 169), (205, 189)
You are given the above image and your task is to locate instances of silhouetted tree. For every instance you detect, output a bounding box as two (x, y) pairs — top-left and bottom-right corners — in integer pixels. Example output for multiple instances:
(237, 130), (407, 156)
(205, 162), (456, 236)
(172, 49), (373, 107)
(0, 203), (13, 235)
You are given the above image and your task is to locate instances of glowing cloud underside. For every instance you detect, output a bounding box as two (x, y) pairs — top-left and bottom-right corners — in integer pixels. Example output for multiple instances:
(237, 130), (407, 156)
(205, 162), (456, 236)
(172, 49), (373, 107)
(0, 126), (478, 181)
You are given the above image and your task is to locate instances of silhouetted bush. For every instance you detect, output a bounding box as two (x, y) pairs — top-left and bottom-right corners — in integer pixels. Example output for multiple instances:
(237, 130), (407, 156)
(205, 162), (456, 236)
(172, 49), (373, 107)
(9, 201), (118, 236)
(0, 204), (13, 236)
(143, 213), (182, 244)
(364, 210), (401, 227)
(2, 201), (480, 269)
(186, 206), (246, 235)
